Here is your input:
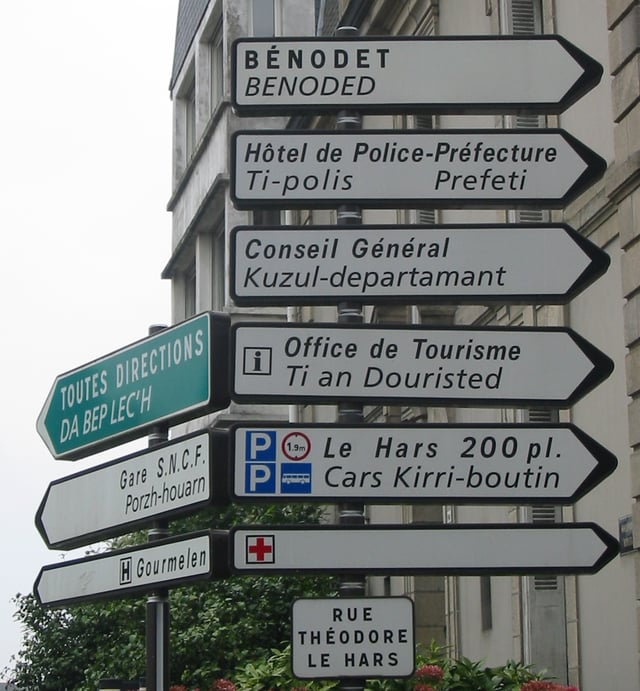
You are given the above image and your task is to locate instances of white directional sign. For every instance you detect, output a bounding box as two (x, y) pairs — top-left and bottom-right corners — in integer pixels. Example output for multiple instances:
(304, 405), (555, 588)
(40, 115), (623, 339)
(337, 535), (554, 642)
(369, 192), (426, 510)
(229, 423), (616, 504)
(230, 129), (606, 209)
(34, 532), (214, 607)
(230, 323), (613, 407)
(230, 223), (610, 305)
(291, 597), (415, 679)
(36, 431), (227, 550)
(231, 524), (618, 575)
(231, 35), (602, 115)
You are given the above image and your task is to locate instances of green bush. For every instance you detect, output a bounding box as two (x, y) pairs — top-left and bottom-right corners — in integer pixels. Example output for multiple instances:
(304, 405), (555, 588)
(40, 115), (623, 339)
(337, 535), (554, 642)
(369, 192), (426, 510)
(183, 641), (577, 691)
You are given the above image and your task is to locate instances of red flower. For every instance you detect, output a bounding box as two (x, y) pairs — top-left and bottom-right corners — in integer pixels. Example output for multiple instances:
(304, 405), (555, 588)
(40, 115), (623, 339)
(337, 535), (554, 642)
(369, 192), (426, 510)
(210, 680), (236, 691)
(414, 684), (436, 691)
(415, 664), (444, 681)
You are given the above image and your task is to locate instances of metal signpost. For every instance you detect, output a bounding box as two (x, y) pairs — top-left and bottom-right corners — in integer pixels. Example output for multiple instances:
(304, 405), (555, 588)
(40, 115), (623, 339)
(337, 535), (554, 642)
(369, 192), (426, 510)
(230, 223), (610, 305)
(228, 423), (617, 504)
(229, 524), (619, 575)
(34, 531), (216, 607)
(36, 312), (230, 460)
(230, 129), (606, 209)
(230, 323), (613, 407)
(291, 597), (415, 679)
(36, 431), (227, 550)
(231, 35), (602, 115)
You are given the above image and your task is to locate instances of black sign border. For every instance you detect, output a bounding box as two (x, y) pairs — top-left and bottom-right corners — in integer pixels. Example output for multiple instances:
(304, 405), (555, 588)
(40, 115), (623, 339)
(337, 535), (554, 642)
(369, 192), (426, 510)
(227, 522), (619, 576)
(229, 322), (614, 408)
(36, 430), (229, 550)
(38, 311), (230, 461)
(230, 128), (607, 211)
(34, 531), (217, 607)
(226, 421), (617, 505)
(229, 222), (610, 306)
(290, 595), (416, 680)
(231, 35), (603, 116)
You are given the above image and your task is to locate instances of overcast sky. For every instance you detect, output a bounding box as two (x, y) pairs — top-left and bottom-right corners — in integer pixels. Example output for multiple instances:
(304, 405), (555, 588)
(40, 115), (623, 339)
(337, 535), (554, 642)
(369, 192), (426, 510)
(0, 1), (178, 674)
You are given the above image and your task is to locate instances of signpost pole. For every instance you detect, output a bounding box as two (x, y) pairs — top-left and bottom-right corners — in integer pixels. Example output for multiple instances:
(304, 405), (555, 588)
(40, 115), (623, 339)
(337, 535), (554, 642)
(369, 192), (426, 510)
(334, 24), (366, 691)
(145, 325), (170, 691)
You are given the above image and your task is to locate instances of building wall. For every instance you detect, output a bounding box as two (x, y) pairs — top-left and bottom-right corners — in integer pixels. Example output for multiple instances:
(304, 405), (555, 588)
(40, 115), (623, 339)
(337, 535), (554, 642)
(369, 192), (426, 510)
(166, 0), (640, 688)
(608, 0), (640, 688)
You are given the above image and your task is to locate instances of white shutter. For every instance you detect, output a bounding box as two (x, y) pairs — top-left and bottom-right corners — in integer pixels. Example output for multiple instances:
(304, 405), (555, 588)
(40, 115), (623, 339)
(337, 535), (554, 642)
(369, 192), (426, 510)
(508, 0), (548, 222)
(523, 403), (568, 682)
(511, 0), (540, 34)
(414, 114), (436, 225)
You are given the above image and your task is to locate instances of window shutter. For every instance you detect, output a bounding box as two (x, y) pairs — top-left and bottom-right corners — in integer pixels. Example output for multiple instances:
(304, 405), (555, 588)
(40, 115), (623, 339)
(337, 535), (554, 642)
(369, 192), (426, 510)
(509, 0), (547, 221)
(511, 0), (539, 35)
(414, 114), (436, 224)
(523, 402), (568, 683)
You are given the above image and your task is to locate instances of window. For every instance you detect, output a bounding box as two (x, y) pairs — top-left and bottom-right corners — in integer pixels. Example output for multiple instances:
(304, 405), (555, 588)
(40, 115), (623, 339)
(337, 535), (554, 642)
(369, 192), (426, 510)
(503, 0), (548, 223)
(184, 260), (196, 318)
(501, 0), (542, 34)
(480, 576), (493, 630)
(212, 228), (225, 311)
(183, 79), (197, 162)
(510, 0), (542, 34)
(209, 19), (223, 112)
(413, 114), (436, 225)
(173, 59), (196, 180)
(253, 208), (281, 226)
(521, 406), (569, 685)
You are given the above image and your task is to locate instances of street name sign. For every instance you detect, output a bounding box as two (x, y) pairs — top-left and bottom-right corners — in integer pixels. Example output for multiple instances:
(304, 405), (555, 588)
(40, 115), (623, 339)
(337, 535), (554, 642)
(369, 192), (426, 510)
(291, 597), (415, 679)
(36, 431), (228, 550)
(230, 323), (613, 407)
(231, 35), (602, 115)
(230, 129), (606, 209)
(37, 312), (230, 460)
(34, 531), (215, 607)
(229, 523), (618, 575)
(229, 423), (616, 505)
(230, 223), (610, 305)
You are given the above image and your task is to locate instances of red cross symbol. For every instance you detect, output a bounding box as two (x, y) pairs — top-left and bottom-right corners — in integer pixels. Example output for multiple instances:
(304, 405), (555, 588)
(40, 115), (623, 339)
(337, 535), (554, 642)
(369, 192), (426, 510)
(246, 534), (275, 563)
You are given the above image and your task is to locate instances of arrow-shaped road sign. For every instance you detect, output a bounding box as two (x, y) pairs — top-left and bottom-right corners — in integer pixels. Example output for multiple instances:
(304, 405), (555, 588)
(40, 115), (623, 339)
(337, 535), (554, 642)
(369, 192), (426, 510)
(34, 531), (215, 607)
(229, 423), (616, 505)
(231, 35), (602, 115)
(227, 524), (618, 576)
(37, 312), (230, 460)
(231, 323), (613, 407)
(230, 223), (610, 306)
(36, 431), (228, 550)
(230, 129), (606, 210)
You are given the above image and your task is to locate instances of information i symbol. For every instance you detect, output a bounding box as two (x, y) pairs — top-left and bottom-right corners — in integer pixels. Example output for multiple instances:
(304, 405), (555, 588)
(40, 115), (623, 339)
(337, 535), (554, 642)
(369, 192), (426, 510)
(243, 347), (272, 375)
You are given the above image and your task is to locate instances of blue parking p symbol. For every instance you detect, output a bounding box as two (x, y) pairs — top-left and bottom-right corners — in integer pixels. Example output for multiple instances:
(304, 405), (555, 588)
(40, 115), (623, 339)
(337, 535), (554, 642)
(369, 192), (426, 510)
(245, 463), (276, 493)
(245, 430), (276, 461)
(244, 431), (277, 493)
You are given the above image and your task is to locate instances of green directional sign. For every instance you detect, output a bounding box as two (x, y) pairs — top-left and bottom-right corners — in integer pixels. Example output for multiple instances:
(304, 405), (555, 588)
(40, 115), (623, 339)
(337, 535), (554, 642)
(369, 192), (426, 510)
(37, 312), (230, 460)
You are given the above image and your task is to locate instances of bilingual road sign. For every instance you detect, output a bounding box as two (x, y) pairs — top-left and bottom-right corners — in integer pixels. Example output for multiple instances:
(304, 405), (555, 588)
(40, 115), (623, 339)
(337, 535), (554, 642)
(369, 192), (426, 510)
(229, 524), (618, 575)
(231, 35), (602, 115)
(230, 323), (613, 407)
(291, 597), (415, 679)
(36, 431), (227, 550)
(230, 223), (610, 306)
(37, 312), (230, 460)
(34, 531), (215, 607)
(230, 129), (606, 209)
(229, 423), (616, 505)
